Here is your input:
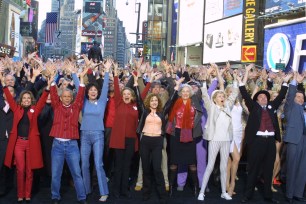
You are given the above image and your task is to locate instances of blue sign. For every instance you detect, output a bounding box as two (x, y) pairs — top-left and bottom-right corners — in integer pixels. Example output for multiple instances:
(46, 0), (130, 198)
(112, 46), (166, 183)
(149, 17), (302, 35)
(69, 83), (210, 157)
(223, 0), (243, 17)
(264, 21), (306, 72)
(265, 0), (305, 14)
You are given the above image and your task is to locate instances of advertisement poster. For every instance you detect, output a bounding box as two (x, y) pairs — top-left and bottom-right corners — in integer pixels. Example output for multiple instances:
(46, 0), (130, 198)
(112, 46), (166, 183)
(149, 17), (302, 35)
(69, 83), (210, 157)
(265, 0), (306, 14)
(186, 46), (202, 65)
(82, 0), (103, 36)
(178, 0), (204, 46)
(264, 20), (306, 72)
(203, 15), (243, 63)
(9, 11), (20, 57)
(223, 0), (243, 17)
(205, 0), (223, 23)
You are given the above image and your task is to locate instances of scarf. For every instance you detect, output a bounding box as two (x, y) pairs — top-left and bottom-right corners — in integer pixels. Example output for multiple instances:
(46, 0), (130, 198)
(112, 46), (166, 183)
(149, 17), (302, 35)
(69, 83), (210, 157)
(167, 98), (193, 142)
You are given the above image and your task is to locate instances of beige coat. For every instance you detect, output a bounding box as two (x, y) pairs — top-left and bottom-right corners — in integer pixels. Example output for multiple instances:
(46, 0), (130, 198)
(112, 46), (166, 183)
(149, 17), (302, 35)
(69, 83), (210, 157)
(201, 82), (238, 141)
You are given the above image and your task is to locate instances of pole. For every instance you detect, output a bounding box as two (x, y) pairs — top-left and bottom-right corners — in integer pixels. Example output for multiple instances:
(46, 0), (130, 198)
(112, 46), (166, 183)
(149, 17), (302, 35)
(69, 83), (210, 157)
(135, 2), (141, 57)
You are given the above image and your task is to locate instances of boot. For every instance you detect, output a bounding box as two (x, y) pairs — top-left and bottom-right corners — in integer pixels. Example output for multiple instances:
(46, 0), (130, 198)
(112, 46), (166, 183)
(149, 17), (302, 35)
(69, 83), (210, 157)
(189, 170), (199, 197)
(168, 168), (177, 197)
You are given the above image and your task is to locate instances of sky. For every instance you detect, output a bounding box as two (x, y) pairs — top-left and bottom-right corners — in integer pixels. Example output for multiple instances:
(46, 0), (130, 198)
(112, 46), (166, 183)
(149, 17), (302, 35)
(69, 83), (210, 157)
(37, 0), (148, 43)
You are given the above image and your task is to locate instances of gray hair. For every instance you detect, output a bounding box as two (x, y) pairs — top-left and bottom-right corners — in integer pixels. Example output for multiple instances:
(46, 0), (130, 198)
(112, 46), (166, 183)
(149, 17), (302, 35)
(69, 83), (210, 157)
(58, 88), (74, 98)
(178, 84), (194, 97)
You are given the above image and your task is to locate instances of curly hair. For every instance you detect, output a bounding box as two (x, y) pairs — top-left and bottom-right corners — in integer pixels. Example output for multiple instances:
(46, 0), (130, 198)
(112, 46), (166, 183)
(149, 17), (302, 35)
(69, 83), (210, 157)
(143, 93), (163, 113)
(18, 90), (36, 106)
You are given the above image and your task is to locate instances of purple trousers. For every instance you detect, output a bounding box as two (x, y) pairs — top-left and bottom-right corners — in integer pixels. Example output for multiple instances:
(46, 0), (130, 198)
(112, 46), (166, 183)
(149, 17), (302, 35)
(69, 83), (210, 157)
(177, 137), (208, 188)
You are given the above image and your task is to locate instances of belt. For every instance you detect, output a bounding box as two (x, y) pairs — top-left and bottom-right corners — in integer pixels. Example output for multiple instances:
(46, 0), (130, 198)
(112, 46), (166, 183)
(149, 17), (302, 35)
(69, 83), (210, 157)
(18, 136), (28, 140)
(256, 135), (274, 138)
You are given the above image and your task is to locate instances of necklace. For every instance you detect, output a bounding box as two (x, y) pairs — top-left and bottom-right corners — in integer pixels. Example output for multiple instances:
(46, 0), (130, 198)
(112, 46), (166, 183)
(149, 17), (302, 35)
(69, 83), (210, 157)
(89, 100), (97, 104)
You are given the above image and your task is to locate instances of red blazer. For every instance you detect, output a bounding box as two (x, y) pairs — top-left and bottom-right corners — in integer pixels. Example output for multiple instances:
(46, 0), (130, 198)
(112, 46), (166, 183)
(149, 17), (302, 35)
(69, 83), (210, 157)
(3, 87), (49, 169)
(109, 76), (139, 151)
(49, 85), (85, 139)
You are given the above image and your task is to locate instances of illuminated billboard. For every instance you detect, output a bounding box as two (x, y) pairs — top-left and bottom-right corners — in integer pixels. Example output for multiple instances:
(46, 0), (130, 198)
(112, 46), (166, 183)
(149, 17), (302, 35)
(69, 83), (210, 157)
(178, 0), (204, 46)
(203, 15), (243, 63)
(82, 0), (103, 36)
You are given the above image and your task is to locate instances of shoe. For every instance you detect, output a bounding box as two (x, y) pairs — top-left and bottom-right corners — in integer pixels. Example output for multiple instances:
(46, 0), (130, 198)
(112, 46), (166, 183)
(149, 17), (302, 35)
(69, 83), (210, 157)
(197, 192), (204, 201)
(165, 185), (169, 191)
(221, 192), (232, 200)
(79, 199), (88, 204)
(271, 186), (278, 192)
(25, 198), (31, 203)
(134, 185), (142, 191)
(264, 198), (279, 203)
(285, 197), (293, 203)
(241, 197), (250, 203)
(17, 198), (23, 203)
(99, 195), (108, 202)
(293, 196), (306, 202)
(176, 186), (184, 191)
(169, 186), (173, 197)
(52, 199), (59, 204)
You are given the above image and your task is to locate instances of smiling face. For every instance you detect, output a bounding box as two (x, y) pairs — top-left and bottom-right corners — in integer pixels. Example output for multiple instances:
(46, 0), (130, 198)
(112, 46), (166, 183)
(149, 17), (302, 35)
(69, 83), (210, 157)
(21, 93), (32, 107)
(88, 86), (98, 100)
(60, 90), (73, 106)
(149, 96), (159, 110)
(257, 93), (268, 106)
(294, 92), (304, 106)
(213, 92), (225, 107)
(181, 86), (192, 101)
(122, 89), (133, 104)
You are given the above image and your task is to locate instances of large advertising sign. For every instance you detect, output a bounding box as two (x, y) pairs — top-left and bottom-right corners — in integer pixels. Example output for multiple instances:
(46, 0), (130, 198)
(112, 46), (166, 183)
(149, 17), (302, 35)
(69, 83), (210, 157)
(242, 0), (259, 44)
(178, 0), (204, 46)
(187, 46), (202, 65)
(223, 0), (243, 17)
(0, 43), (16, 57)
(265, 0), (306, 15)
(264, 20), (306, 72)
(9, 11), (20, 57)
(203, 15), (243, 63)
(82, 0), (103, 36)
(205, 0), (223, 23)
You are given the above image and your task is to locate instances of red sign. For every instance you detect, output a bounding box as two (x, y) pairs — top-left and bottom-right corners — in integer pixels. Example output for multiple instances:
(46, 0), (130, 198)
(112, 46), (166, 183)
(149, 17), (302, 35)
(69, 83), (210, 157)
(241, 45), (256, 62)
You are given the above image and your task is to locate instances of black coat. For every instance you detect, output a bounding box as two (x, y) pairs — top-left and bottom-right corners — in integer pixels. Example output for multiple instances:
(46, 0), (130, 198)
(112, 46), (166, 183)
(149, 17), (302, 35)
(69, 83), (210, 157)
(239, 85), (288, 145)
(88, 45), (103, 62)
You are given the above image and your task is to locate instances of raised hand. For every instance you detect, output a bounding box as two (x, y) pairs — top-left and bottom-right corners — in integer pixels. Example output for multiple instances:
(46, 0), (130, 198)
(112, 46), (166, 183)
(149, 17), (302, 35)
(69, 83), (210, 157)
(296, 72), (304, 83)
(174, 77), (185, 90)
(245, 63), (254, 72)
(103, 59), (113, 72)
(283, 72), (293, 83)
(113, 61), (118, 76)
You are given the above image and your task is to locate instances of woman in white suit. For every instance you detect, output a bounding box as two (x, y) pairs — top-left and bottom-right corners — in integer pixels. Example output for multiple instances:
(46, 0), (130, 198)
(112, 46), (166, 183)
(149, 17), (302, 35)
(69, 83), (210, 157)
(198, 70), (239, 201)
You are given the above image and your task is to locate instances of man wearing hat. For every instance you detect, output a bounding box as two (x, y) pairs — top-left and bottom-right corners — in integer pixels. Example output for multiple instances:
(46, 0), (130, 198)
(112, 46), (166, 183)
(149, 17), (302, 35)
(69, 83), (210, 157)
(238, 68), (291, 203)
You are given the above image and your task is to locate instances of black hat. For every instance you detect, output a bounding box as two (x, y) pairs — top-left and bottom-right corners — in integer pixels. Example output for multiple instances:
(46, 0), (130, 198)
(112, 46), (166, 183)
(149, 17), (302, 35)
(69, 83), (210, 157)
(253, 90), (270, 102)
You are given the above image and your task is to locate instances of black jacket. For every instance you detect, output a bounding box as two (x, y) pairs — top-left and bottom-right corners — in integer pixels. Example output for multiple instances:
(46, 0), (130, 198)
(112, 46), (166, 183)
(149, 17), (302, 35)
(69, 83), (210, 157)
(135, 86), (178, 136)
(240, 85), (288, 145)
(88, 45), (103, 62)
(0, 96), (13, 141)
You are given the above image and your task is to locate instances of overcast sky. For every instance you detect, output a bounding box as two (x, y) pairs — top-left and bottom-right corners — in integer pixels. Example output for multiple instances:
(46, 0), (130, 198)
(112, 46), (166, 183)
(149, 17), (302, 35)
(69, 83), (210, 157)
(37, 0), (148, 43)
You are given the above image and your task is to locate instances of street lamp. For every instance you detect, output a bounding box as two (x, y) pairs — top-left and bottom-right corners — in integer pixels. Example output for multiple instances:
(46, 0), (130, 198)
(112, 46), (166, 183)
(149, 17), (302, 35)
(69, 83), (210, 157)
(126, 0), (141, 57)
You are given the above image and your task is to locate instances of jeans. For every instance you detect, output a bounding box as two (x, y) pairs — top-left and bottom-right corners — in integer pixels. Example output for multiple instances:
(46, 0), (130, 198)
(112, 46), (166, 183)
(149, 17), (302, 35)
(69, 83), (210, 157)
(81, 130), (109, 196)
(51, 139), (86, 201)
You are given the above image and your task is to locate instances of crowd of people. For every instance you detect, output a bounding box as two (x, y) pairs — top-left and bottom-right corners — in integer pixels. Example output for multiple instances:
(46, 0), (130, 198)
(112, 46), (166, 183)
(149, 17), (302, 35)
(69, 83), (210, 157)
(0, 52), (305, 204)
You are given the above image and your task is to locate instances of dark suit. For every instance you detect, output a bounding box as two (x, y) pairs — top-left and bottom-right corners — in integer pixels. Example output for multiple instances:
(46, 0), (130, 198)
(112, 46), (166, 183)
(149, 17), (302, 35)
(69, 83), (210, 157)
(88, 44), (103, 63)
(240, 84), (288, 199)
(283, 83), (306, 199)
(0, 94), (14, 194)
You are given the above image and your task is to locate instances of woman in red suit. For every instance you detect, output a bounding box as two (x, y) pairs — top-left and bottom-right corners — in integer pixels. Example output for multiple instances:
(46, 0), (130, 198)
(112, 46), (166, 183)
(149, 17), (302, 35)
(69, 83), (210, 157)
(0, 71), (52, 203)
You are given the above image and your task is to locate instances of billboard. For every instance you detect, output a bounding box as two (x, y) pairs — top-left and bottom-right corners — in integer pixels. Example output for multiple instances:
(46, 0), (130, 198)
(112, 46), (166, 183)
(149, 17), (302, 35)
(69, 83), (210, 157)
(8, 11), (20, 57)
(82, 0), (103, 36)
(242, 0), (259, 44)
(178, 0), (204, 46)
(205, 0), (223, 23)
(203, 14), (243, 63)
(223, 0), (243, 17)
(264, 20), (306, 72)
(265, 0), (306, 15)
(186, 46), (202, 65)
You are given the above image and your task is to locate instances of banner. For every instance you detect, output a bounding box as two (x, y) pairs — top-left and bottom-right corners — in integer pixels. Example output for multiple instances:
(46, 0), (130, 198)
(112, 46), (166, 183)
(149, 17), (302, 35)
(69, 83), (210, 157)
(223, 0), (243, 17)
(242, 0), (259, 44)
(9, 11), (20, 57)
(82, 0), (103, 37)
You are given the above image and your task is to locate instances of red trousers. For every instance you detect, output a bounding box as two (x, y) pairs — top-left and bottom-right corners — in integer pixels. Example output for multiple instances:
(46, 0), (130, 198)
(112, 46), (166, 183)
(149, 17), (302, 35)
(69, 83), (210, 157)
(14, 138), (33, 198)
